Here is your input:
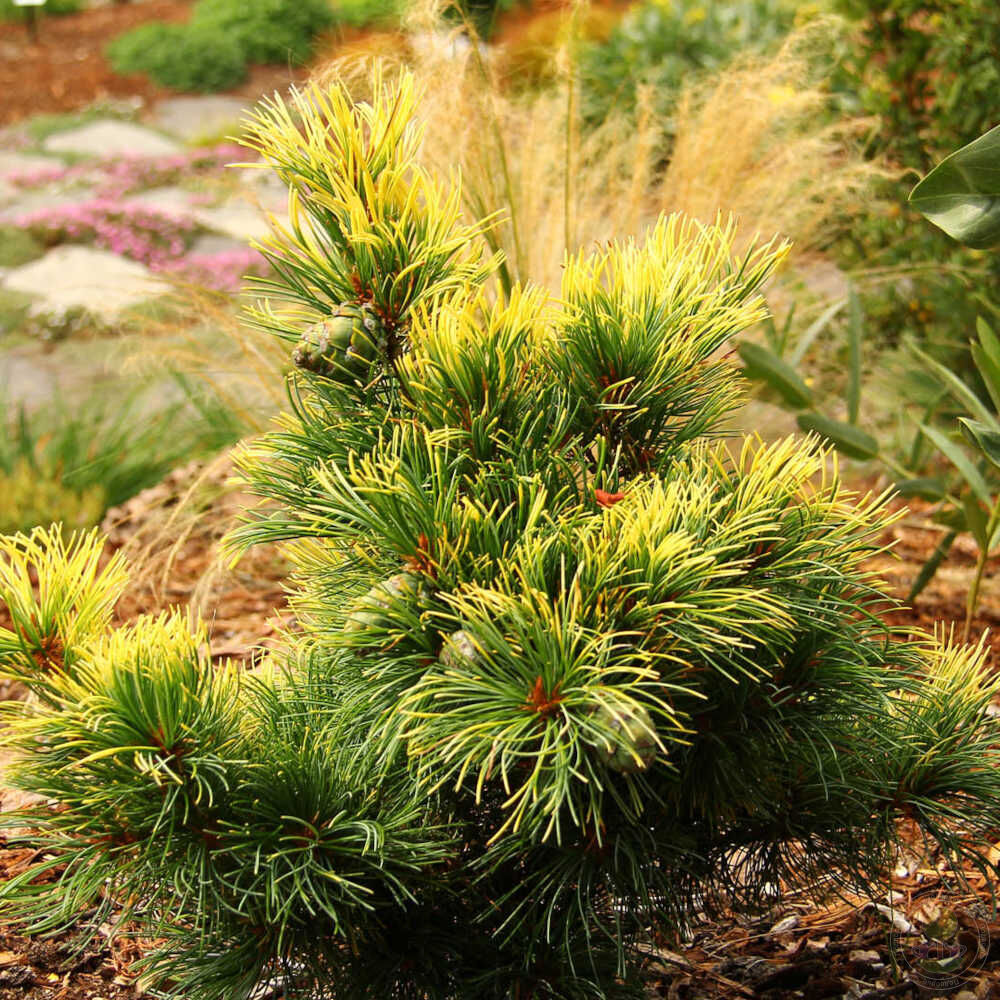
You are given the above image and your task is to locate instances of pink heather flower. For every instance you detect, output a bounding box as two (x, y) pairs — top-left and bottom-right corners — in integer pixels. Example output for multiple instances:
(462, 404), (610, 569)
(14, 198), (197, 268)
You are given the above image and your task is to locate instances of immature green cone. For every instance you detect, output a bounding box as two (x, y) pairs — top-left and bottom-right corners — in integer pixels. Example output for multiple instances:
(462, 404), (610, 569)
(292, 304), (383, 383)
(344, 572), (429, 635)
(591, 703), (658, 773)
(439, 629), (480, 671)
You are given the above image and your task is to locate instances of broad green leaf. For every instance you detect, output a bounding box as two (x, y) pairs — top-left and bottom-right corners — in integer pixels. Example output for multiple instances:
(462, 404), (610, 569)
(962, 493), (990, 548)
(796, 413), (878, 460)
(909, 123), (1000, 249)
(788, 297), (845, 367)
(934, 506), (971, 532)
(907, 529), (957, 602)
(920, 423), (992, 506)
(911, 345), (998, 429)
(971, 344), (1000, 413)
(738, 342), (813, 410)
(977, 316), (1000, 364)
(959, 416), (1000, 468)
(846, 287), (862, 425)
(894, 477), (947, 501)
(972, 318), (1000, 411)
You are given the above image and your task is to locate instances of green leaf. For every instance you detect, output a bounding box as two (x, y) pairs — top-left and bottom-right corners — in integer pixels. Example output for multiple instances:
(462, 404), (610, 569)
(738, 342), (812, 410)
(846, 287), (862, 425)
(909, 123), (1000, 249)
(962, 493), (990, 549)
(959, 417), (1000, 469)
(796, 413), (878, 460)
(911, 344), (998, 429)
(907, 530), (958, 602)
(972, 318), (1000, 412)
(920, 423), (992, 506)
(787, 297), (845, 367)
(895, 477), (947, 502)
(977, 316), (1000, 364)
(971, 344), (1000, 413)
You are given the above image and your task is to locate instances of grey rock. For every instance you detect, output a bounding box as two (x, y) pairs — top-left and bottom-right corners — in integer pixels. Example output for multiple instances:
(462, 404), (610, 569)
(0, 151), (62, 178)
(4, 245), (163, 318)
(43, 120), (180, 158)
(152, 95), (251, 143)
(188, 233), (249, 256)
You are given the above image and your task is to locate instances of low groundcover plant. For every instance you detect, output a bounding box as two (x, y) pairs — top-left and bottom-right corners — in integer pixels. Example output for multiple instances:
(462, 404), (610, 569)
(2, 71), (1000, 999)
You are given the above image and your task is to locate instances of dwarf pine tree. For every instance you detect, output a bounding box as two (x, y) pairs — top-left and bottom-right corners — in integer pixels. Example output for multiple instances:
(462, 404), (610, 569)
(3, 71), (1000, 999)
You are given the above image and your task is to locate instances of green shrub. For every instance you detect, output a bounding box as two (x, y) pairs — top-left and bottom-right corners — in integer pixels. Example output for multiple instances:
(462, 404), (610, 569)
(332, 0), (404, 29)
(0, 290), (33, 337)
(579, 0), (798, 128)
(835, 0), (1000, 172)
(107, 22), (247, 93)
(0, 460), (105, 538)
(829, 0), (1000, 356)
(447, 0), (522, 39)
(0, 226), (44, 269)
(192, 0), (335, 65)
(5, 72), (1000, 1000)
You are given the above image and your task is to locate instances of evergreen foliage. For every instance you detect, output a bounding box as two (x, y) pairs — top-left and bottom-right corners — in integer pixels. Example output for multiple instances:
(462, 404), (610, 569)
(4, 72), (1000, 999)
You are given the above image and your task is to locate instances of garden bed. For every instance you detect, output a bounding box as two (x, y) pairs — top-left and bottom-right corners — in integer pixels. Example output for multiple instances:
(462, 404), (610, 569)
(0, 0), (308, 126)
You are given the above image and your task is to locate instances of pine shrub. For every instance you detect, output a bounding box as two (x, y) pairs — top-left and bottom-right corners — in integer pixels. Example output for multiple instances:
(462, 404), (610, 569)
(3, 72), (1000, 999)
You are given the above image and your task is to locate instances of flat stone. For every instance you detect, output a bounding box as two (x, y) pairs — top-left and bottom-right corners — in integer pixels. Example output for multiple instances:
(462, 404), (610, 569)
(0, 151), (62, 178)
(188, 233), (248, 256)
(152, 96), (251, 144)
(0, 187), (98, 222)
(0, 352), (57, 410)
(191, 201), (272, 242)
(128, 186), (282, 242)
(4, 246), (163, 319)
(127, 185), (198, 216)
(43, 120), (180, 159)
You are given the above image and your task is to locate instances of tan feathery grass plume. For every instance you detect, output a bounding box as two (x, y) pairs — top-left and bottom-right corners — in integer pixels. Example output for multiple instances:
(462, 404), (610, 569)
(318, 2), (886, 294)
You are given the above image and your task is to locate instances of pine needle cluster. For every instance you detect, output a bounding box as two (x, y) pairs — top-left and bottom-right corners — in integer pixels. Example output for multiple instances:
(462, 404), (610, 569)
(3, 73), (1000, 999)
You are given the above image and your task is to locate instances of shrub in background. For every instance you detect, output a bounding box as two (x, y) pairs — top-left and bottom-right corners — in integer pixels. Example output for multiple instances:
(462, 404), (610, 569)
(192, 0), (335, 66)
(579, 0), (798, 130)
(332, 0), (405, 30)
(3, 72), (1000, 999)
(107, 21), (247, 93)
(496, 4), (623, 90)
(0, 225), (44, 268)
(107, 0), (348, 94)
(834, 0), (1000, 171)
(830, 0), (1000, 354)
